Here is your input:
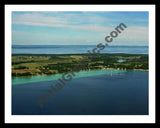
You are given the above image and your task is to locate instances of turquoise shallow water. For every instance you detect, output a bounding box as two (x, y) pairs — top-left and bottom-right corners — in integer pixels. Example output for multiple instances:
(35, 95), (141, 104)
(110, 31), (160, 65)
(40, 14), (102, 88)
(12, 69), (126, 85)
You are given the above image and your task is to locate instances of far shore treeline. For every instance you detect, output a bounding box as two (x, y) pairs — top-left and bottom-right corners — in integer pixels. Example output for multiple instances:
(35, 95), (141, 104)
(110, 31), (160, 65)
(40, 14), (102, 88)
(12, 53), (148, 77)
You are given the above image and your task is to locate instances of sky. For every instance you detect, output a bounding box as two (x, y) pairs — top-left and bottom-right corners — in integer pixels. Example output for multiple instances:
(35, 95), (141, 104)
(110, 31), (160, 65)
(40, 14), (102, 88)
(12, 11), (148, 46)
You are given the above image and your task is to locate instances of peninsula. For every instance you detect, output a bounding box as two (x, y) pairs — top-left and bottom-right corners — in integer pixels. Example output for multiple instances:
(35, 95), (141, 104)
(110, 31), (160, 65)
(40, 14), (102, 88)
(12, 53), (148, 77)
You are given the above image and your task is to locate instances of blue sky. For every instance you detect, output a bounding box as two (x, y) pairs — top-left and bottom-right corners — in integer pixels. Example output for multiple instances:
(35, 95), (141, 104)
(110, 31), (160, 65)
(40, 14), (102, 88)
(12, 11), (148, 45)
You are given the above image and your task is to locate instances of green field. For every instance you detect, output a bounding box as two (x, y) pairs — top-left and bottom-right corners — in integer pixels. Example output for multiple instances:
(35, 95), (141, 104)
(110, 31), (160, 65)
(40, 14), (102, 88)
(12, 53), (148, 77)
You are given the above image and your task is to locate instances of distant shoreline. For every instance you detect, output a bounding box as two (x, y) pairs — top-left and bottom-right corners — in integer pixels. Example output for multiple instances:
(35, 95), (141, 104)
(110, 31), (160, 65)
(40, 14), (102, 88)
(12, 53), (149, 56)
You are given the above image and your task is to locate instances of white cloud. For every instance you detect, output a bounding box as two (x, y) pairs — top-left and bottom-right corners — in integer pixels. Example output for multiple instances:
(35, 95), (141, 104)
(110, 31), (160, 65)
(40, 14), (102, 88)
(12, 30), (29, 35)
(118, 26), (148, 41)
(12, 12), (148, 45)
(12, 12), (113, 32)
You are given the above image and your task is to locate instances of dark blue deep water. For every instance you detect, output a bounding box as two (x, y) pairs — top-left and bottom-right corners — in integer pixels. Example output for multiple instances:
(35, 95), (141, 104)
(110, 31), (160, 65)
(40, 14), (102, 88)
(12, 45), (148, 54)
(12, 71), (148, 115)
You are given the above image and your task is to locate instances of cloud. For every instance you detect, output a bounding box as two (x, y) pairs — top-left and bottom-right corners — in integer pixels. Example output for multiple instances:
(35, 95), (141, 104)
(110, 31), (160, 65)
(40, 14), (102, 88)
(12, 12), (114, 32)
(12, 12), (67, 24)
(118, 26), (148, 41)
(12, 12), (149, 45)
(12, 30), (29, 35)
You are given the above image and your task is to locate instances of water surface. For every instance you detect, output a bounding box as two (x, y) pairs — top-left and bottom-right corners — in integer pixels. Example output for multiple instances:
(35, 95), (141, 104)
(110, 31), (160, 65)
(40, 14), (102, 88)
(12, 45), (148, 54)
(12, 70), (148, 115)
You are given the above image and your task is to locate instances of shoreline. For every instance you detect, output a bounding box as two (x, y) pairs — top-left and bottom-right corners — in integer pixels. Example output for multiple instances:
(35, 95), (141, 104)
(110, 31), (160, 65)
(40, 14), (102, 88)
(12, 68), (148, 85)
(12, 68), (148, 78)
(12, 53), (149, 56)
(103, 68), (148, 71)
